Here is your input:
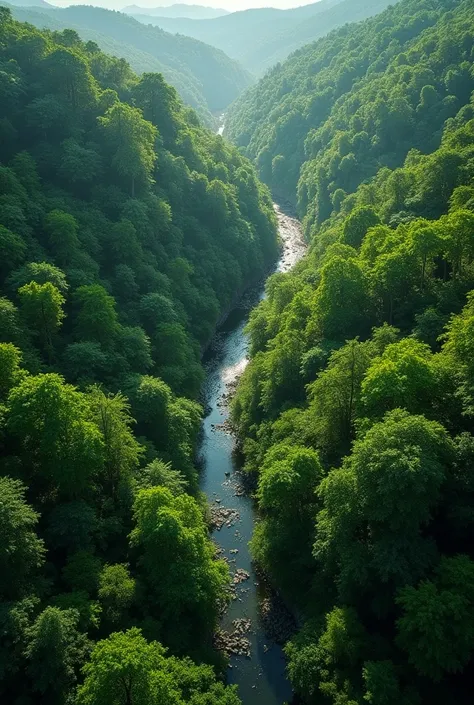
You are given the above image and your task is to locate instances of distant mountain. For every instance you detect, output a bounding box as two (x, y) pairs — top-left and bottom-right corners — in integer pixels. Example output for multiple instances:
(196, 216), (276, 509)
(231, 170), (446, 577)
(123, 4), (229, 19)
(4, 3), (252, 125)
(4, 0), (52, 7)
(129, 0), (395, 75)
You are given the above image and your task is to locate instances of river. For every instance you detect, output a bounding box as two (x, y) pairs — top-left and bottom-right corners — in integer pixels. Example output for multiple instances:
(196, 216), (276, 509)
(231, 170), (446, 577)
(198, 204), (306, 705)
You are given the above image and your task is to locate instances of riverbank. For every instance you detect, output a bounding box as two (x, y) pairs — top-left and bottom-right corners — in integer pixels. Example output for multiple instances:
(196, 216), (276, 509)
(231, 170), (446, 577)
(200, 202), (305, 358)
(198, 204), (306, 705)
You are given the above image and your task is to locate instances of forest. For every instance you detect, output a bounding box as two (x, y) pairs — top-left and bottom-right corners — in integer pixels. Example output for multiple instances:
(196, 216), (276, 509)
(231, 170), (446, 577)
(5, 0), (251, 127)
(3, 0), (474, 702)
(229, 0), (474, 703)
(0, 9), (278, 704)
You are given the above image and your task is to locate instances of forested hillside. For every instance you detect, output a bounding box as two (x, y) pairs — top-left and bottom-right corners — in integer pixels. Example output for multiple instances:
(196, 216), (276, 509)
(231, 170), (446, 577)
(0, 9), (277, 703)
(230, 0), (474, 703)
(130, 0), (394, 75)
(5, 3), (252, 126)
(226, 0), (473, 214)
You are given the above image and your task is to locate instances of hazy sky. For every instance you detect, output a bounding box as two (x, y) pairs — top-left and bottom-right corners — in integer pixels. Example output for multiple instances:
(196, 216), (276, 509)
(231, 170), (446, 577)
(48, 0), (321, 12)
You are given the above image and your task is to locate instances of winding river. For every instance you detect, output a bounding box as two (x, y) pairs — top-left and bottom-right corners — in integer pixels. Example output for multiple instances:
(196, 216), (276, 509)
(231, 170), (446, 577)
(199, 205), (306, 705)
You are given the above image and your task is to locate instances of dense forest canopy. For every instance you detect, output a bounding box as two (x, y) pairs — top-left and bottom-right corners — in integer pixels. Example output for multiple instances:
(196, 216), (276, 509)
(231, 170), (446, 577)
(226, 0), (473, 219)
(229, 0), (474, 703)
(4, 2), (252, 126)
(130, 0), (396, 75)
(0, 8), (278, 704)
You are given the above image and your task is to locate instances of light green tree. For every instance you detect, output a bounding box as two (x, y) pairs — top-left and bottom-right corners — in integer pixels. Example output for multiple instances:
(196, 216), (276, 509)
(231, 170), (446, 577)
(7, 373), (104, 498)
(99, 102), (157, 196)
(18, 281), (65, 360)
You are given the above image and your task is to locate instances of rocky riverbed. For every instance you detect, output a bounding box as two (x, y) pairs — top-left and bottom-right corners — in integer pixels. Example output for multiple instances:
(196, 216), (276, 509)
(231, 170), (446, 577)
(199, 203), (306, 705)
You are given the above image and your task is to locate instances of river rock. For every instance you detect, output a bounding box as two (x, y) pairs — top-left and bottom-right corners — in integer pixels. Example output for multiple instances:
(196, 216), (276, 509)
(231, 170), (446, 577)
(210, 505), (239, 530)
(233, 568), (250, 585)
(214, 619), (252, 658)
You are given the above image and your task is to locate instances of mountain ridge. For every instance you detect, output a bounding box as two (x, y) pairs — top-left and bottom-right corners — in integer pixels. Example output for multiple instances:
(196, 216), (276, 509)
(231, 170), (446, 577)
(4, 2), (252, 125)
(128, 0), (393, 73)
(123, 3), (229, 19)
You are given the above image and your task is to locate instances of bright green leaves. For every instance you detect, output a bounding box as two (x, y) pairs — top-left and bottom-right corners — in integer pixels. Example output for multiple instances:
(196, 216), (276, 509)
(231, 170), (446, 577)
(18, 281), (65, 360)
(77, 628), (241, 705)
(130, 487), (227, 650)
(286, 608), (369, 704)
(310, 255), (371, 340)
(360, 339), (437, 418)
(315, 410), (451, 597)
(99, 102), (158, 196)
(7, 373), (104, 498)
(0, 342), (24, 400)
(77, 628), (171, 705)
(342, 206), (380, 249)
(73, 284), (118, 346)
(251, 443), (322, 594)
(98, 564), (136, 627)
(257, 443), (323, 515)
(307, 338), (373, 458)
(88, 386), (143, 500)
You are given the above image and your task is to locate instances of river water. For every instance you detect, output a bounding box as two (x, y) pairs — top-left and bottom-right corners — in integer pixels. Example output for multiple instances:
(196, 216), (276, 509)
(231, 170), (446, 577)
(198, 205), (306, 705)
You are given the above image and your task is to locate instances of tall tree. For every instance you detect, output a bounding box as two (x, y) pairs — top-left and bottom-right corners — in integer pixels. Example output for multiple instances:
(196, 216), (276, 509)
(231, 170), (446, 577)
(0, 476), (45, 600)
(99, 102), (157, 197)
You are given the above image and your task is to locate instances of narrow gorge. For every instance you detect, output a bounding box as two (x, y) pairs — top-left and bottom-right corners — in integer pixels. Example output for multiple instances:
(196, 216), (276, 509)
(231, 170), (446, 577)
(199, 206), (306, 704)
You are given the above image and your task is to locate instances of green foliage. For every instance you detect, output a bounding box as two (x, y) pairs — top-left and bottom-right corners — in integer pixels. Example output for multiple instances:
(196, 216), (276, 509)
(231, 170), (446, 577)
(0, 224), (26, 276)
(8, 3), (251, 126)
(396, 555), (474, 680)
(360, 338), (437, 418)
(316, 410), (451, 598)
(251, 443), (322, 595)
(73, 284), (118, 345)
(7, 373), (104, 499)
(136, 459), (188, 495)
(130, 487), (228, 650)
(0, 12), (280, 701)
(98, 564), (135, 626)
(0, 342), (24, 400)
(342, 207), (380, 249)
(77, 628), (240, 705)
(44, 210), (80, 266)
(25, 606), (89, 700)
(62, 550), (102, 595)
(229, 6), (474, 699)
(227, 0), (474, 214)
(18, 281), (65, 360)
(286, 607), (369, 703)
(99, 102), (157, 196)
(0, 476), (45, 600)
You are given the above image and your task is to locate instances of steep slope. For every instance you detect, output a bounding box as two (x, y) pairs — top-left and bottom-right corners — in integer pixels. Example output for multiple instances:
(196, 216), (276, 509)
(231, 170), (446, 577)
(226, 0), (471, 224)
(0, 8), (277, 703)
(6, 3), (252, 125)
(229, 1), (474, 704)
(242, 0), (397, 75)
(129, 0), (393, 74)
